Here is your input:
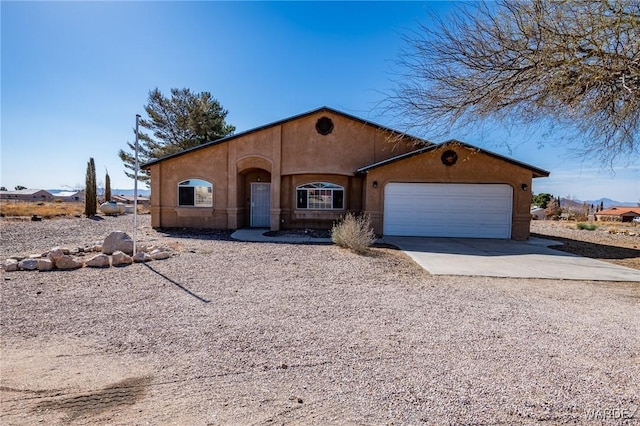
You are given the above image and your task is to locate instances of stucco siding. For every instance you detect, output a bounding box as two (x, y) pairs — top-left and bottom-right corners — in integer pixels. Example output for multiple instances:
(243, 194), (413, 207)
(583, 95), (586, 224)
(149, 143), (230, 229)
(280, 112), (415, 176)
(144, 108), (545, 238)
(361, 145), (534, 240)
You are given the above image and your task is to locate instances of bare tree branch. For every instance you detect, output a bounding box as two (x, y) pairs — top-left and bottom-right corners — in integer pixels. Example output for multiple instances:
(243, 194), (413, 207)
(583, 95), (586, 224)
(384, 0), (640, 165)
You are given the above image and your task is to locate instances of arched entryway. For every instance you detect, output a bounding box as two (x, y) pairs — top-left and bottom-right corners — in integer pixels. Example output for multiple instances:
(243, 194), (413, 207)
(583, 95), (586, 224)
(244, 169), (271, 227)
(236, 156), (273, 228)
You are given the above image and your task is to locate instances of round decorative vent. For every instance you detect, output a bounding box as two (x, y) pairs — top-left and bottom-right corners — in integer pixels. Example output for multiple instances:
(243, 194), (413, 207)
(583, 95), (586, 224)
(441, 150), (458, 166)
(315, 116), (334, 135)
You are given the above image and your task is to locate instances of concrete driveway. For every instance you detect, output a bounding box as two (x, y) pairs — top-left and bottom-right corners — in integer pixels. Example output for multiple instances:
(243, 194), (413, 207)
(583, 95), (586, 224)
(378, 236), (640, 282)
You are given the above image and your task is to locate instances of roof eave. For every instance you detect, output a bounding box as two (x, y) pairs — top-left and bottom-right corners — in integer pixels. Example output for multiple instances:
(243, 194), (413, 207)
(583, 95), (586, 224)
(355, 140), (550, 177)
(141, 106), (430, 169)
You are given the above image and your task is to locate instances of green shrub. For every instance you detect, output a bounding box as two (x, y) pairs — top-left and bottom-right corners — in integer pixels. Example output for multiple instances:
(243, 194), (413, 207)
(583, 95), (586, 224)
(331, 212), (376, 253)
(577, 223), (597, 231)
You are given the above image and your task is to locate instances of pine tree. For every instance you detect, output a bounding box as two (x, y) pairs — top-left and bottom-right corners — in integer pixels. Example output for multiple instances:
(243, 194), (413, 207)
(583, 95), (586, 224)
(85, 158), (97, 216)
(119, 88), (235, 186)
(105, 170), (111, 202)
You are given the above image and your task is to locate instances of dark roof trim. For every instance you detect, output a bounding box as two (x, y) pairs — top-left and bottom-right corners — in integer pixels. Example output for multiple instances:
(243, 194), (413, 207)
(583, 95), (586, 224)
(356, 139), (550, 178)
(141, 106), (428, 168)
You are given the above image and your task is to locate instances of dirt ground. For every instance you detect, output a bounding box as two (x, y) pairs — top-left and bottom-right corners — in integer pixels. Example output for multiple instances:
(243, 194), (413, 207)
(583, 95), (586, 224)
(531, 220), (640, 270)
(1, 216), (639, 425)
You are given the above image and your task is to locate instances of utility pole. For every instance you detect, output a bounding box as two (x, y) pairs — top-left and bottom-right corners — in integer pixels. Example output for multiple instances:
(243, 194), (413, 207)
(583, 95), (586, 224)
(133, 114), (141, 255)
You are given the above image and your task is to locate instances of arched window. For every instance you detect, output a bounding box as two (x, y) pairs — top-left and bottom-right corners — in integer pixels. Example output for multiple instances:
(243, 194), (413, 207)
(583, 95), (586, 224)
(178, 179), (213, 207)
(296, 182), (344, 210)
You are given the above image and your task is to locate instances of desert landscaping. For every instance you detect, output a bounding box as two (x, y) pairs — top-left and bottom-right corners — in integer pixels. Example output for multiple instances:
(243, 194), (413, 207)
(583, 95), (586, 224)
(1, 214), (639, 425)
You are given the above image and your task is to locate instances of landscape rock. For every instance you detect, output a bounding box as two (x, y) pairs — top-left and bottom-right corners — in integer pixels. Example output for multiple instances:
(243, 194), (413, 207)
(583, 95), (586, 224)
(55, 255), (82, 270)
(37, 258), (54, 271)
(102, 231), (134, 255)
(150, 249), (171, 260)
(2, 259), (19, 272)
(85, 254), (110, 268)
(111, 251), (133, 266)
(48, 248), (66, 262)
(18, 258), (39, 271)
(133, 252), (153, 263)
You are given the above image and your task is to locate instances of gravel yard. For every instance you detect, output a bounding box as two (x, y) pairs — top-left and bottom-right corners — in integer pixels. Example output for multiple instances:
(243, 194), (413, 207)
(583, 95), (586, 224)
(531, 220), (640, 270)
(1, 215), (639, 425)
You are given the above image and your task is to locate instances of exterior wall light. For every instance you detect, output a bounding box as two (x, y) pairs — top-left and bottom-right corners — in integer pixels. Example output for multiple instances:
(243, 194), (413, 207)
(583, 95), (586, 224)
(372, 181), (378, 188)
(521, 183), (528, 191)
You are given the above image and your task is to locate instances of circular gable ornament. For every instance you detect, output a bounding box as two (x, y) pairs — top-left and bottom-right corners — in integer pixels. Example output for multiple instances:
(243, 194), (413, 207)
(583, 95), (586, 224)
(441, 150), (458, 166)
(315, 116), (334, 135)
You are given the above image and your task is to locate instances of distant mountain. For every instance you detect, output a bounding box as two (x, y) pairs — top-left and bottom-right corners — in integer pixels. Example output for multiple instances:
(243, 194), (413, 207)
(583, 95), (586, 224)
(111, 188), (151, 197)
(47, 188), (151, 197)
(583, 198), (637, 208)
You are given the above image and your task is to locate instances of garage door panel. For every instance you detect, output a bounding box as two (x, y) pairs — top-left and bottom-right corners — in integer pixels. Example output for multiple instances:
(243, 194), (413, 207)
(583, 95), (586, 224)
(383, 183), (512, 238)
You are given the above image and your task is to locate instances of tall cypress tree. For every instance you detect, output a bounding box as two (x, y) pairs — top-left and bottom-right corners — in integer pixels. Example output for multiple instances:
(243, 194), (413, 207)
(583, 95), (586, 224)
(105, 170), (111, 202)
(85, 158), (97, 216)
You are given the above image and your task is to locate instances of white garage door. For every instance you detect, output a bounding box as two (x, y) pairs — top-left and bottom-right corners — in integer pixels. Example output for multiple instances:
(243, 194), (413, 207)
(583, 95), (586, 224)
(384, 183), (513, 238)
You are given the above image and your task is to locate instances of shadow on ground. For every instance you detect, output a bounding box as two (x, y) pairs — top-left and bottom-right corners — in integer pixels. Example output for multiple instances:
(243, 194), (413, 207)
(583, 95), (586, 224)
(532, 233), (640, 261)
(33, 376), (152, 422)
(156, 227), (235, 241)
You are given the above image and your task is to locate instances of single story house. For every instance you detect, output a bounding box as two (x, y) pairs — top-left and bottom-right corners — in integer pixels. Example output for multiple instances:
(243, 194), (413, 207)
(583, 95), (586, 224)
(0, 189), (54, 202)
(142, 107), (549, 240)
(531, 207), (546, 220)
(596, 207), (640, 222)
(51, 190), (85, 202)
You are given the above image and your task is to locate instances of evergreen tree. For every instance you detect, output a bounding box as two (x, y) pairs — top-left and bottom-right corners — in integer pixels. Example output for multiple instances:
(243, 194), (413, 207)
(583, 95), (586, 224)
(105, 170), (111, 202)
(85, 158), (97, 216)
(119, 88), (235, 186)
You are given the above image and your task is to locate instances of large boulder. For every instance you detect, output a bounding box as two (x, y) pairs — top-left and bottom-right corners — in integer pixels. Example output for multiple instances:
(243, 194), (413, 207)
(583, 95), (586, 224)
(102, 231), (134, 255)
(111, 251), (133, 266)
(18, 258), (38, 271)
(55, 255), (82, 270)
(85, 254), (110, 268)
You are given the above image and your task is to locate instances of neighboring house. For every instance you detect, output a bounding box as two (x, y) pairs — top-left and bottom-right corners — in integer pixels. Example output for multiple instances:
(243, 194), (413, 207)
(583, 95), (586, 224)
(51, 190), (85, 202)
(595, 207), (640, 222)
(111, 195), (150, 205)
(531, 207), (546, 220)
(0, 189), (54, 202)
(142, 107), (549, 240)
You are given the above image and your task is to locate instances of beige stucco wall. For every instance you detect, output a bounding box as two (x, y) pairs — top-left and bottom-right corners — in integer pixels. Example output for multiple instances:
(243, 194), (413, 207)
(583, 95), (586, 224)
(361, 144), (535, 240)
(147, 110), (538, 239)
(148, 110), (416, 230)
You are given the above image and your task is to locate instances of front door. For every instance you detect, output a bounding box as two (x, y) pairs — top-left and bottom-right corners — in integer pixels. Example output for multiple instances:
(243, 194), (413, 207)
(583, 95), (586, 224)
(250, 182), (271, 227)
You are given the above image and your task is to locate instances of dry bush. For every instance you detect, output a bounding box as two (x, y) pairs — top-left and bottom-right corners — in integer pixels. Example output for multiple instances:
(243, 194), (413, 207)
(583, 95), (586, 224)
(576, 223), (597, 231)
(0, 201), (84, 218)
(331, 212), (376, 254)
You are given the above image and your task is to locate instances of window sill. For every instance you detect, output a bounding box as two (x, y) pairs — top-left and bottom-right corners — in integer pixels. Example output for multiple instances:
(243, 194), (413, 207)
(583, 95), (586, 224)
(293, 210), (345, 220)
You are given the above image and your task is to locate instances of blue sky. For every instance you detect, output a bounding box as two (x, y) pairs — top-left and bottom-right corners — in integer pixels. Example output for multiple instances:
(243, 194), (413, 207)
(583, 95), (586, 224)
(1, 1), (638, 202)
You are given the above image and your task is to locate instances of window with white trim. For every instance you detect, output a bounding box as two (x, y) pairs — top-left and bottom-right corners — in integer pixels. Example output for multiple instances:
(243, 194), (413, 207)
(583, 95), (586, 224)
(296, 182), (344, 209)
(178, 179), (213, 207)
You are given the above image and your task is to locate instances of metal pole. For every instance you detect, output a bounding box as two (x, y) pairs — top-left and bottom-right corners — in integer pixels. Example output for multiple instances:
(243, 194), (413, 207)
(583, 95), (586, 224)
(133, 114), (141, 255)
